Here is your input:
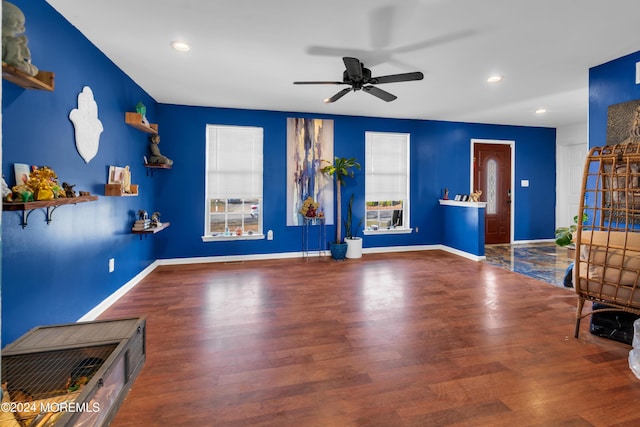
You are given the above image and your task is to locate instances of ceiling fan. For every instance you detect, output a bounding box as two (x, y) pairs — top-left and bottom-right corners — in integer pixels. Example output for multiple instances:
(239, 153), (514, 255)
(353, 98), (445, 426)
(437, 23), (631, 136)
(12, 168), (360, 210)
(293, 57), (424, 103)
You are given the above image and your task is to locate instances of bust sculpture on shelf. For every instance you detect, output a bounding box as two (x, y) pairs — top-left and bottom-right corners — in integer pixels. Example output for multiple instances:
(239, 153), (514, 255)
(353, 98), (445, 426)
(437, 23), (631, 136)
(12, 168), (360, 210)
(147, 134), (173, 166)
(2, 1), (39, 76)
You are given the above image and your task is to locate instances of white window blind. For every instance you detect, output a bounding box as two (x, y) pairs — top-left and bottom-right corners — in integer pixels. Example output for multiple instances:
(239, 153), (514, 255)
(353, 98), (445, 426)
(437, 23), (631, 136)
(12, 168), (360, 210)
(365, 132), (409, 202)
(206, 125), (263, 199)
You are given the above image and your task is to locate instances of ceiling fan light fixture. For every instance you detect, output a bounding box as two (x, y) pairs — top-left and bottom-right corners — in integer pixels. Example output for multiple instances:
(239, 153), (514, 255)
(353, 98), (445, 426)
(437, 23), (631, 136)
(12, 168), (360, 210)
(487, 75), (504, 83)
(170, 41), (191, 52)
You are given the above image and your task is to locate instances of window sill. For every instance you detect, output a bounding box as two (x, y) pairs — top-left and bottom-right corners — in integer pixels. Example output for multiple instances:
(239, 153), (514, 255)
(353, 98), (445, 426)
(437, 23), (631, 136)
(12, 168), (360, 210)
(202, 233), (265, 242)
(362, 228), (413, 236)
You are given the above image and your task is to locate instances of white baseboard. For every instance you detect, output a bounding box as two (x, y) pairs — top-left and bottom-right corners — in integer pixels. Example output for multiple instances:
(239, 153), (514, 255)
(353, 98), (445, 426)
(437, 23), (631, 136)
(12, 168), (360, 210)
(157, 251), (304, 266)
(438, 245), (486, 261)
(78, 260), (160, 322)
(79, 244), (484, 321)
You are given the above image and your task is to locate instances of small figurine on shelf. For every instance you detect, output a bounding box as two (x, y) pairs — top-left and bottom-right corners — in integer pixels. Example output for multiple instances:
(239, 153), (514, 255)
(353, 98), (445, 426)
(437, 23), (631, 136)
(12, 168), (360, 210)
(443, 188), (449, 200)
(12, 184), (33, 202)
(62, 182), (77, 198)
(2, 176), (12, 201)
(121, 166), (132, 193)
(151, 211), (162, 227)
(136, 101), (149, 127)
(148, 134), (173, 166)
(470, 189), (482, 202)
(2, 1), (39, 76)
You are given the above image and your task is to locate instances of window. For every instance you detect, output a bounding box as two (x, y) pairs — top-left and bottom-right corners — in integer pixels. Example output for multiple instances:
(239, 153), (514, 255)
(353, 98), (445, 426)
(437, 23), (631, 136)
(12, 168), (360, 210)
(203, 125), (263, 241)
(364, 132), (411, 234)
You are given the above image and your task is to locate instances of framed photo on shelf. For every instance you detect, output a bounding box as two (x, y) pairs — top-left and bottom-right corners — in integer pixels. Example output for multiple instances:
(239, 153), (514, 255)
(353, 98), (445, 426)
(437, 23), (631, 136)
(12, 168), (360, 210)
(108, 165), (127, 184)
(14, 163), (30, 186)
(454, 194), (461, 201)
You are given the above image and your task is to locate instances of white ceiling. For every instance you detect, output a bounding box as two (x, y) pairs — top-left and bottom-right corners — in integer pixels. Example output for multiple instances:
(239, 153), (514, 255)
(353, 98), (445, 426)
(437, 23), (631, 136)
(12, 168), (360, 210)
(45, 0), (640, 128)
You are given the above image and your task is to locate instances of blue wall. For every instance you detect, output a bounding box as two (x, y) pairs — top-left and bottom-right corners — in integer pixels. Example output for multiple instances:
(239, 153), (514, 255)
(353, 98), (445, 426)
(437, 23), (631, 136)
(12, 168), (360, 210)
(589, 50), (640, 148)
(152, 106), (556, 260)
(1, 0), (557, 344)
(2, 0), (158, 344)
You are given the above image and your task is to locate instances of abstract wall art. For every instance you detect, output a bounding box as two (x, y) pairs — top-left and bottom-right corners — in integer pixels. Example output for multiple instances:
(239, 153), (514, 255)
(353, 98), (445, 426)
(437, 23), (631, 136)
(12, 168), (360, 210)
(286, 117), (334, 226)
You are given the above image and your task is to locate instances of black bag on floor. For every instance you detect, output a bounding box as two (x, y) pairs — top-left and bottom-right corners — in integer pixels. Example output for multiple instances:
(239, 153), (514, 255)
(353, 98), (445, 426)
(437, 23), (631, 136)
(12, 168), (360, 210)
(590, 303), (640, 345)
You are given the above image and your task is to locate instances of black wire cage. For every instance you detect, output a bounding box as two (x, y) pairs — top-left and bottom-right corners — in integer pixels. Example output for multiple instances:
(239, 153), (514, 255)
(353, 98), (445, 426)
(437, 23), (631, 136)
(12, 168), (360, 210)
(1, 317), (145, 427)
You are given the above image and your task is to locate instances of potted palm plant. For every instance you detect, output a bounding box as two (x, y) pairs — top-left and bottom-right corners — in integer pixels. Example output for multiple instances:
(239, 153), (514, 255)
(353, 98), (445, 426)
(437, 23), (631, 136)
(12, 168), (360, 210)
(344, 193), (364, 259)
(321, 156), (361, 260)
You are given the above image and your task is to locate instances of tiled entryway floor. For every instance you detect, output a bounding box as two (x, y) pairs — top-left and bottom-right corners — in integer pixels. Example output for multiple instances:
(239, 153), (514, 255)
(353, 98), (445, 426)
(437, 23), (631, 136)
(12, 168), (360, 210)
(484, 242), (574, 288)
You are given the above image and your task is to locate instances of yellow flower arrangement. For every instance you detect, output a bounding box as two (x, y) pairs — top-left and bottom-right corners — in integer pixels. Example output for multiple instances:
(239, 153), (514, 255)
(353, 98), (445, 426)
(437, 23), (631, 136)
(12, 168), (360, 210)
(299, 196), (321, 218)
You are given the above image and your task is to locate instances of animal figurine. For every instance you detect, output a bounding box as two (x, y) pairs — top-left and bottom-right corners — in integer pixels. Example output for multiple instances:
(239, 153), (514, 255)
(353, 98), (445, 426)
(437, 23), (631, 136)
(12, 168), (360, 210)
(470, 190), (483, 202)
(138, 209), (148, 221)
(2, 1), (38, 76)
(151, 211), (161, 227)
(62, 182), (77, 198)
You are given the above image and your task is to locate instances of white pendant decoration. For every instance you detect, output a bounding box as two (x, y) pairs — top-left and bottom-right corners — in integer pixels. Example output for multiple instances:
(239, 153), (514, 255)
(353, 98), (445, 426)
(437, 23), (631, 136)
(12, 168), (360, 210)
(70, 86), (103, 163)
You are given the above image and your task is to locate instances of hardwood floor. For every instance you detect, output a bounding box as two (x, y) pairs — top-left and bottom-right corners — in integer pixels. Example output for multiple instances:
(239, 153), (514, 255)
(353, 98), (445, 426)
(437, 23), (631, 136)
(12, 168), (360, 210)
(102, 251), (640, 426)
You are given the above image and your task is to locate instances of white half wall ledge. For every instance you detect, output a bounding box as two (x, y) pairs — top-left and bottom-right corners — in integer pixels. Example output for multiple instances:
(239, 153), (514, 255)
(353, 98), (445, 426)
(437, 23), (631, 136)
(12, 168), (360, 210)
(439, 199), (487, 208)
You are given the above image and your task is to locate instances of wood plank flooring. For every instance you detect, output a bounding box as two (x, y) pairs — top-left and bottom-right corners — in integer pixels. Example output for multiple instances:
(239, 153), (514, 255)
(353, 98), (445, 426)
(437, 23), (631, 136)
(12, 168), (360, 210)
(101, 251), (640, 426)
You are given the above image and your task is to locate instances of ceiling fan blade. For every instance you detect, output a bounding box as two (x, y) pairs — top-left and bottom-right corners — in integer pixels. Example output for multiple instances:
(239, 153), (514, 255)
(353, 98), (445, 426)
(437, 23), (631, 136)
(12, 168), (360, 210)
(372, 72), (424, 84)
(324, 88), (351, 103)
(293, 81), (346, 85)
(363, 86), (397, 102)
(343, 57), (363, 81)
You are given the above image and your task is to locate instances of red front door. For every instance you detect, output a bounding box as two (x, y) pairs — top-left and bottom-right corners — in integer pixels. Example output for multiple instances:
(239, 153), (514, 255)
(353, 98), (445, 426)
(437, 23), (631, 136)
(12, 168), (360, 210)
(474, 143), (511, 244)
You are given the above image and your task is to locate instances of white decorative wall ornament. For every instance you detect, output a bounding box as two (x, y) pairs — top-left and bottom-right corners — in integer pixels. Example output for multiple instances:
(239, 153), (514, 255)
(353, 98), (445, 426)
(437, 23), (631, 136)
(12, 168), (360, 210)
(69, 86), (103, 163)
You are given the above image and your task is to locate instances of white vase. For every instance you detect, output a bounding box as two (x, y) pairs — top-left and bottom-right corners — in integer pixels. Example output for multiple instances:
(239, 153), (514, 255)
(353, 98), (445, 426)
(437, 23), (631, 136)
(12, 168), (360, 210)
(345, 237), (363, 259)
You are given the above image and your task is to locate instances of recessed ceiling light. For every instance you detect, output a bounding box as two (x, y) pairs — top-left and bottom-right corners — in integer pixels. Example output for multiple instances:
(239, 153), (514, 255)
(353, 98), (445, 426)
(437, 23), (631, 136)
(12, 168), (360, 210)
(535, 108), (547, 114)
(170, 41), (191, 52)
(487, 75), (503, 83)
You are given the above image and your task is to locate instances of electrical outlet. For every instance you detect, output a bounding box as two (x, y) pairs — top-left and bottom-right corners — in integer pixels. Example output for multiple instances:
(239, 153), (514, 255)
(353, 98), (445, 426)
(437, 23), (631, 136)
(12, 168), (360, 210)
(267, 230), (273, 240)
(109, 258), (115, 273)
(416, 227), (419, 233)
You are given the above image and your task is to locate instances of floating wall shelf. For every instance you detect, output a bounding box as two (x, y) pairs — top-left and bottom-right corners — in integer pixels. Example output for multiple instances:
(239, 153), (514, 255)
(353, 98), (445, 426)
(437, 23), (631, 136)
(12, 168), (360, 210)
(132, 222), (170, 239)
(125, 112), (157, 134)
(2, 62), (54, 91)
(3, 194), (98, 228)
(144, 163), (172, 176)
(105, 184), (139, 197)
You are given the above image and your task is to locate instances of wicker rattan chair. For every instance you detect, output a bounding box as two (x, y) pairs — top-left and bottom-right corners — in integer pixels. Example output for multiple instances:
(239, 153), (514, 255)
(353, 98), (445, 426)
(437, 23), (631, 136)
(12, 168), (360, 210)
(574, 143), (640, 338)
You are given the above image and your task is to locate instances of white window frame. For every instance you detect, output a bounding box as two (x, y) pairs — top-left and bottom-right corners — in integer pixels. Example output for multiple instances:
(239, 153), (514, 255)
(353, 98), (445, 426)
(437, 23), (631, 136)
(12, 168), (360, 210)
(363, 131), (412, 236)
(202, 124), (264, 242)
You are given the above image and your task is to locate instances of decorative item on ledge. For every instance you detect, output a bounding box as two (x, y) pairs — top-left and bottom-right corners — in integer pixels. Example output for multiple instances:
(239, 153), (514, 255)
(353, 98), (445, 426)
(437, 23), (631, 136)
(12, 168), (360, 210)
(2, 62), (54, 91)
(125, 112), (157, 134)
(105, 184), (138, 196)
